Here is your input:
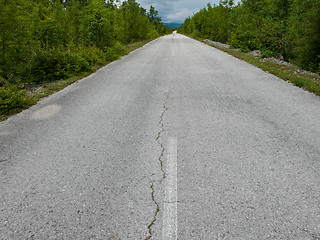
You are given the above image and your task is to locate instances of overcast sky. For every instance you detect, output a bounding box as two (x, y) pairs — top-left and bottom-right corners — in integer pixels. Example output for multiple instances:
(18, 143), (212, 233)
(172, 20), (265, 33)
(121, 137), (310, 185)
(135, 0), (240, 23)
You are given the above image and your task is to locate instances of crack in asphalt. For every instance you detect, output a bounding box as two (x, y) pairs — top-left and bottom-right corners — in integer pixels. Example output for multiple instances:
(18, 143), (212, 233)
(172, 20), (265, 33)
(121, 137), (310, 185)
(156, 104), (168, 179)
(157, 145), (166, 179)
(145, 184), (160, 240)
(145, 92), (170, 240)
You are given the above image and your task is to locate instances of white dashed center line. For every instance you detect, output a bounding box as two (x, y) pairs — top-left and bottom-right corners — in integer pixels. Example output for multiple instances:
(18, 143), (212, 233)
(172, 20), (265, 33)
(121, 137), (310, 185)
(162, 137), (178, 240)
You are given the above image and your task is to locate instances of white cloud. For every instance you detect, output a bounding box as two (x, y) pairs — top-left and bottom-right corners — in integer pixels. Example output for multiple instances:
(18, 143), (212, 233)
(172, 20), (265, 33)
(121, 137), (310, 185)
(164, 8), (200, 23)
(128, 0), (242, 23)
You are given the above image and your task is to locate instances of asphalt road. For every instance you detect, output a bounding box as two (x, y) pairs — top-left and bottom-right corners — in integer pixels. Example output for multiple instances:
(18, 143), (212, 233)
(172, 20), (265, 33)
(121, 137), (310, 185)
(1, 33), (320, 240)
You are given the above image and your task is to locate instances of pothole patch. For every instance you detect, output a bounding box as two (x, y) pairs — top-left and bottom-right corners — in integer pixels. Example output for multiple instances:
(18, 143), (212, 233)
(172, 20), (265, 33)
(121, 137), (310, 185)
(32, 104), (62, 120)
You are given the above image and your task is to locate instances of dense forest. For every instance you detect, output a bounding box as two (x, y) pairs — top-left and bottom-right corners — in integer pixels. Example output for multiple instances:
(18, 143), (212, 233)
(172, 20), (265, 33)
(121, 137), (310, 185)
(0, 0), (170, 116)
(179, 0), (320, 74)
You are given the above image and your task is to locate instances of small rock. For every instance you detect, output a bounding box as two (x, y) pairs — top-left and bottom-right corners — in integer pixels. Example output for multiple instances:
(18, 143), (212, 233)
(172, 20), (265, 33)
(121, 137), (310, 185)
(275, 53), (284, 61)
(249, 50), (261, 57)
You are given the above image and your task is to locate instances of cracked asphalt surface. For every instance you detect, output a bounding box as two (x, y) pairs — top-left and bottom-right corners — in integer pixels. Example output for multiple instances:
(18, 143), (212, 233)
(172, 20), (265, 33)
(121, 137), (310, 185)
(1, 33), (320, 239)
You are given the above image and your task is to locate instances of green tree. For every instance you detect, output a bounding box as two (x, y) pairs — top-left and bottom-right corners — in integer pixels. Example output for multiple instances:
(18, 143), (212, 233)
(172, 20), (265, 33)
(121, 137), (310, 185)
(0, 0), (34, 80)
(179, 0), (319, 73)
(0, 0), (168, 85)
(288, 0), (320, 71)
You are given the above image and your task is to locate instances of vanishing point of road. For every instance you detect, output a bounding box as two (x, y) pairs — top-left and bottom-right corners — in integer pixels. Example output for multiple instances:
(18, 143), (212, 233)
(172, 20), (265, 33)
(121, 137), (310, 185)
(1, 33), (320, 239)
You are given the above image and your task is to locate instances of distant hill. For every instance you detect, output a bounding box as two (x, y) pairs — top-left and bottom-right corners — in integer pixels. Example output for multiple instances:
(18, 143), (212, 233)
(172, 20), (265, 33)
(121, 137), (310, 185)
(164, 22), (182, 29)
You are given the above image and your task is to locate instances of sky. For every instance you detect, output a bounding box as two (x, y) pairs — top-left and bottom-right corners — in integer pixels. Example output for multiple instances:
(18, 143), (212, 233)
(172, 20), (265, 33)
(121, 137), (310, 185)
(135, 0), (240, 23)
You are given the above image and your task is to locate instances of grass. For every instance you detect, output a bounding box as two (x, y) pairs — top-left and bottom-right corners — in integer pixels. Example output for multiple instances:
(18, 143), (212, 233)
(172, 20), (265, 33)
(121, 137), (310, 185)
(202, 39), (320, 96)
(0, 39), (157, 122)
(125, 39), (153, 52)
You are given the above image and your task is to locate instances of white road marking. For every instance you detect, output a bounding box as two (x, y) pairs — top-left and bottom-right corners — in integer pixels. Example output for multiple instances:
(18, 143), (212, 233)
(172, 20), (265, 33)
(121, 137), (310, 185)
(162, 137), (178, 240)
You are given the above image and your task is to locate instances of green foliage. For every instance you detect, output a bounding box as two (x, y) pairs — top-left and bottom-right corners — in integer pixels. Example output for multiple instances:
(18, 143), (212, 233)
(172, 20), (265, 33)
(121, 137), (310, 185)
(192, 29), (202, 39)
(0, 0), (168, 84)
(0, 0), (35, 79)
(179, 0), (320, 73)
(78, 45), (106, 65)
(30, 50), (90, 82)
(0, 81), (36, 116)
(261, 49), (276, 58)
(0, 0), (169, 119)
(227, 33), (241, 49)
(105, 42), (128, 61)
(287, 0), (320, 72)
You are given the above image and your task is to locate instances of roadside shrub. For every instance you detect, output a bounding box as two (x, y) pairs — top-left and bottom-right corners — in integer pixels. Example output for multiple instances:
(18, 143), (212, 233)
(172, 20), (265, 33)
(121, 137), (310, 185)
(104, 42), (128, 61)
(261, 49), (276, 58)
(0, 82), (36, 116)
(78, 46), (106, 66)
(228, 33), (241, 49)
(293, 79), (306, 88)
(192, 29), (202, 39)
(58, 51), (90, 76)
(235, 31), (258, 52)
(146, 28), (160, 39)
(30, 50), (90, 83)
(30, 52), (61, 82)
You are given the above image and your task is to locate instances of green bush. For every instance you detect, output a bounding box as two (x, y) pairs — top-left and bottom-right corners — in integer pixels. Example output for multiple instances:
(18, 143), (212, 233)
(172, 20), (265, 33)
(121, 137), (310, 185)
(30, 50), (91, 83)
(0, 82), (36, 116)
(104, 42), (128, 61)
(78, 46), (106, 66)
(147, 28), (160, 39)
(228, 33), (241, 49)
(191, 29), (202, 39)
(58, 51), (91, 76)
(261, 49), (275, 58)
(239, 31), (258, 52)
(293, 79), (306, 88)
